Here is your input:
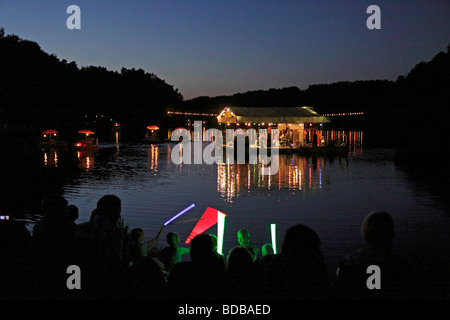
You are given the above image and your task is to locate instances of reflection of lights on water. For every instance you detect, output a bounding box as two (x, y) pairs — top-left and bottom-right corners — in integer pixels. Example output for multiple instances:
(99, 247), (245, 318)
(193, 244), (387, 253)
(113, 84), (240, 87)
(309, 166), (312, 189)
(169, 130), (356, 202)
(148, 144), (159, 171)
(216, 155), (328, 202)
(319, 168), (322, 188)
(43, 150), (58, 167)
(77, 151), (94, 170)
(299, 167), (302, 190)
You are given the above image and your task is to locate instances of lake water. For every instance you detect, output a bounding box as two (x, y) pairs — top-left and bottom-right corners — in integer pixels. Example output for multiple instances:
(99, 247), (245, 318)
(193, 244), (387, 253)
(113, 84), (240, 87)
(32, 133), (450, 290)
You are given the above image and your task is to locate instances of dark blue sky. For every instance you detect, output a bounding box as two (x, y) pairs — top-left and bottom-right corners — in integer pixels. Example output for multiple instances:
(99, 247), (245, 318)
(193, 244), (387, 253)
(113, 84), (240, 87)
(1, 0), (449, 99)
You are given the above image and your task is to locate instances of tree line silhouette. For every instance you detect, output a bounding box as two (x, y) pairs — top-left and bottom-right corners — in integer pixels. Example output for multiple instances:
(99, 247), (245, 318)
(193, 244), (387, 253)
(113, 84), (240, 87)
(0, 28), (183, 145)
(181, 45), (450, 150)
(1, 27), (449, 150)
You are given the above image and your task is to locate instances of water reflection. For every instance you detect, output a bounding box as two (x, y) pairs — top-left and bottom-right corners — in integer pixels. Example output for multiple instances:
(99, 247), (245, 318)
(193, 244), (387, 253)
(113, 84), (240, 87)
(77, 151), (95, 170)
(43, 148), (59, 167)
(322, 130), (363, 157)
(216, 154), (346, 202)
(148, 144), (159, 172)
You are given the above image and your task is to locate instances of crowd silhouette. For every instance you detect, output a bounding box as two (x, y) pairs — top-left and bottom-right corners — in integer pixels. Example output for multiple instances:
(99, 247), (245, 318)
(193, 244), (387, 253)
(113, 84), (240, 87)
(0, 193), (417, 300)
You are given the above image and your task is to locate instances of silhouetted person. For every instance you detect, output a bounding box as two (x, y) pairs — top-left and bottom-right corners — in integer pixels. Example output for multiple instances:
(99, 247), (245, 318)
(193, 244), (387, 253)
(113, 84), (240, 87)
(71, 194), (124, 298)
(209, 233), (227, 267)
(252, 224), (330, 299)
(209, 234), (218, 252)
(66, 204), (79, 226)
(160, 232), (190, 273)
(89, 208), (98, 221)
(0, 218), (32, 298)
(168, 233), (226, 300)
(120, 256), (167, 300)
(33, 194), (72, 259)
(226, 246), (255, 299)
(31, 194), (74, 296)
(237, 228), (250, 246)
(126, 226), (165, 267)
(244, 242), (258, 262)
(261, 243), (274, 256)
(334, 211), (415, 300)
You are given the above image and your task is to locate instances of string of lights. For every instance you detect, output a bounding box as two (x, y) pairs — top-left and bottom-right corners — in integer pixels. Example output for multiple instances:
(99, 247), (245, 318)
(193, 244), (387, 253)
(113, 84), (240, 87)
(167, 111), (218, 116)
(322, 112), (364, 116)
(168, 110), (363, 117)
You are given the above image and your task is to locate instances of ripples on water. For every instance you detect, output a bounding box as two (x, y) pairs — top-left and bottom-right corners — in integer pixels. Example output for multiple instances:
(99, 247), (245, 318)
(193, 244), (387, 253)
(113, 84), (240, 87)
(33, 138), (450, 276)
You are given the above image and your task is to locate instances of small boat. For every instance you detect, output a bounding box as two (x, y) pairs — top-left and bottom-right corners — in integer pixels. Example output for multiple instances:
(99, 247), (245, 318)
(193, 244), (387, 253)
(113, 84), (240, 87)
(75, 130), (99, 151)
(38, 129), (68, 150)
(143, 125), (161, 144)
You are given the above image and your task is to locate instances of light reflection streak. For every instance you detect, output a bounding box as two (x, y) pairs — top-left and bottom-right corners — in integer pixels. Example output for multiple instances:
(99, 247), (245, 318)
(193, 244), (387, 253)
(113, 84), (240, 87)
(77, 151), (94, 170)
(43, 149), (58, 167)
(148, 144), (159, 171)
(216, 153), (333, 202)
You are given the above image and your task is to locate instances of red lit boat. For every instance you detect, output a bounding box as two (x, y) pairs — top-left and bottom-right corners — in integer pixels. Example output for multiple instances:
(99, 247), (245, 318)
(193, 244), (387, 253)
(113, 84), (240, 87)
(143, 125), (161, 143)
(75, 130), (99, 151)
(38, 129), (68, 150)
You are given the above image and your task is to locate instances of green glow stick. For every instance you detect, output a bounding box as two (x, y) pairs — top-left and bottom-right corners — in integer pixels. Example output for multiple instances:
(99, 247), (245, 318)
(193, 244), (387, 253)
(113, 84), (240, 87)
(217, 211), (226, 255)
(271, 223), (277, 254)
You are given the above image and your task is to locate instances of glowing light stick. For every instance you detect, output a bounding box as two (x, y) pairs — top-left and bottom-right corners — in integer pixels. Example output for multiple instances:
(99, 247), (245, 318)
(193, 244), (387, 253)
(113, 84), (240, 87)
(217, 210), (226, 255)
(271, 223), (277, 254)
(164, 204), (195, 226)
(186, 207), (228, 244)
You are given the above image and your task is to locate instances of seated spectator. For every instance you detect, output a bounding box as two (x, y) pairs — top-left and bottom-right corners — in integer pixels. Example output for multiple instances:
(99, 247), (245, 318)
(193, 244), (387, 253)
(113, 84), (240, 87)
(226, 246), (255, 299)
(126, 226), (165, 266)
(160, 232), (190, 273)
(31, 194), (74, 296)
(120, 256), (167, 300)
(71, 194), (124, 297)
(261, 243), (274, 256)
(333, 211), (415, 300)
(168, 233), (227, 300)
(209, 234), (218, 252)
(32, 194), (73, 262)
(237, 228), (250, 246)
(244, 242), (258, 262)
(210, 233), (227, 267)
(0, 218), (32, 298)
(252, 224), (330, 300)
(66, 204), (79, 228)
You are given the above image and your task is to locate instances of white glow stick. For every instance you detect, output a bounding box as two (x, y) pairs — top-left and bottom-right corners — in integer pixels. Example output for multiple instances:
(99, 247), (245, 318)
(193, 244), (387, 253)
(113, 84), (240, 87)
(217, 210), (226, 255)
(271, 223), (277, 254)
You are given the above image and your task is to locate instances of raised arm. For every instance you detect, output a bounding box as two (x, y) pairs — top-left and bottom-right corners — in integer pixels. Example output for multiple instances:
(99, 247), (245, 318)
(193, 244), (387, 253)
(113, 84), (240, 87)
(147, 224), (165, 247)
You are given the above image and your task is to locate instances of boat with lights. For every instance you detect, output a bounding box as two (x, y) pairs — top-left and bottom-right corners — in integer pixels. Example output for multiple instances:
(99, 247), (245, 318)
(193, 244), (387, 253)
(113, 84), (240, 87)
(143, 125), (161, 144)
(38, 129), (68, 150)
(74, 130), (99, 151)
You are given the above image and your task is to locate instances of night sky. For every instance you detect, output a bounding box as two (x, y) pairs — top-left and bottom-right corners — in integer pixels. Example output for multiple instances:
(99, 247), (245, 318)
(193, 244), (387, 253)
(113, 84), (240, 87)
(1, 0), (449, 99)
